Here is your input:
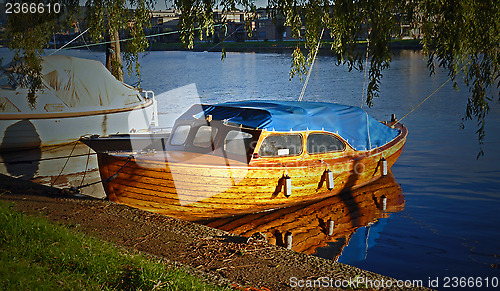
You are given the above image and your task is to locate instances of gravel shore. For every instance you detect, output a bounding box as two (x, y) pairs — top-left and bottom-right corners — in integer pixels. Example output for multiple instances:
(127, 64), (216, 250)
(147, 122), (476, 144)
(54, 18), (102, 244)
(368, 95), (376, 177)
(0, 174), (431, 290)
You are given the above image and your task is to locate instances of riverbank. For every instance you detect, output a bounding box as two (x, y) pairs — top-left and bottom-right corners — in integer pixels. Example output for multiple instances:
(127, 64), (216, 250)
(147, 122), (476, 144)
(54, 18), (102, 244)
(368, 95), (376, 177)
(0, 200), (227, 290)
(0, 174), (430, 290)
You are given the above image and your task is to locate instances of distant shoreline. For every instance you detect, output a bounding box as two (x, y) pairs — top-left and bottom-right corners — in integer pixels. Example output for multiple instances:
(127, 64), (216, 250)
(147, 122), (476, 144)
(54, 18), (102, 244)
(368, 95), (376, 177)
(18, 39), (423, 55)
(147, 39), (423, 54)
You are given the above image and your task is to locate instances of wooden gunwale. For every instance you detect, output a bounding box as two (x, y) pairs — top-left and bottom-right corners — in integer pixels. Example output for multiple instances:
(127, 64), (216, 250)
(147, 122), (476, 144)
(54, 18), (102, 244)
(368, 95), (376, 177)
(0, 98), (153, 120)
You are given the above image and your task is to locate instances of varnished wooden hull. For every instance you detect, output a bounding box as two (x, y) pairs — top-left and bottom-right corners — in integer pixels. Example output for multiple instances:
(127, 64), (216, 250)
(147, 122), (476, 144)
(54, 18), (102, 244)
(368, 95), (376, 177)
(97, 124), (407, 221)
(200, 173), (404, 257)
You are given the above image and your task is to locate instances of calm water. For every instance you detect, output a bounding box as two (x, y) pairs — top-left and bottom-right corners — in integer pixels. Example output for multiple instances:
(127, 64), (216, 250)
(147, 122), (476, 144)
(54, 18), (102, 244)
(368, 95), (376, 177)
(4, 48), (500, 286)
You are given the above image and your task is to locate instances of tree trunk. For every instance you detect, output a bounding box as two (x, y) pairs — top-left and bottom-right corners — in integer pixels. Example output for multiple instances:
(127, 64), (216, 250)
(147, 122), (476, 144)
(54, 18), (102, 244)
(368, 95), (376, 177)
(105, 28), (124, 82)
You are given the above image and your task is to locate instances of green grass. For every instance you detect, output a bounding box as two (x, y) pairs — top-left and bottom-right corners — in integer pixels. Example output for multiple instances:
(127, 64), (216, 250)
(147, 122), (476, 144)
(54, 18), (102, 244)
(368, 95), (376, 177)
(0, 201), (228, 290)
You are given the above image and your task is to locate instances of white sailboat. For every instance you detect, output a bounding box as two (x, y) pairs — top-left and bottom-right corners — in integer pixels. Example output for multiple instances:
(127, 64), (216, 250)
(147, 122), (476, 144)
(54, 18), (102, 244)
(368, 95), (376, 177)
(0, 55), (157, 149)
(0, 55), (157, 197)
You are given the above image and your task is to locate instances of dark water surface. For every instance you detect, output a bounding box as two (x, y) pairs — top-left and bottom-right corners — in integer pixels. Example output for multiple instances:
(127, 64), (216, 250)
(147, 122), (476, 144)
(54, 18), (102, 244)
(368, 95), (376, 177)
(136, 50), (500, 284)
(4, 48), (499, 285)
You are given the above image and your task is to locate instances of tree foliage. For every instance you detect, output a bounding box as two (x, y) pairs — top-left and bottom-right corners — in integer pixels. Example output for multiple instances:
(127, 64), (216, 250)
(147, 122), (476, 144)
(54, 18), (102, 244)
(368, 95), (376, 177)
(5, 0), (79, 107)
(183, 0), (499, 148)
(4, 0), (154, 104)
(85, 0), (155, 82)
(174, 0), (256, 60)
(419, 0), (500, 153)
(175, 0), (216, 49)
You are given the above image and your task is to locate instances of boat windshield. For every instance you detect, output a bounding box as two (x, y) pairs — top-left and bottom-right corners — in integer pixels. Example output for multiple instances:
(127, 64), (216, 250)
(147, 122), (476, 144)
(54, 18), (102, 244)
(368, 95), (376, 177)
(193, 126), (218, 148)
(168, 122), (260, 163)
(170, 125), (191, 145)
(224, 130), (254, 155)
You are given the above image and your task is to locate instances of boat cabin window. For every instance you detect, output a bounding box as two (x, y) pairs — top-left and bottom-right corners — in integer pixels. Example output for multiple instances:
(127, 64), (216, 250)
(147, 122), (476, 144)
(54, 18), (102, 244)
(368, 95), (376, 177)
(307, 133), (346, 154)
(258, 134), (303, 157)
(193, 126), (218, 148)
(170, 125), (191, 145)
(225, 130), (254, 155)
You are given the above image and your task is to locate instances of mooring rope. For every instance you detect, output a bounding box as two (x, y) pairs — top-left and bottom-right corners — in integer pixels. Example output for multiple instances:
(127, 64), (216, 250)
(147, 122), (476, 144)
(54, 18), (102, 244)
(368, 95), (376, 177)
(76, 22), (102, 60)
(360, 37), (370, 108)
(79, 145), (92, 188)
(50, 139), (80, 187)
(72, 154), (134, 193)
(205, 23), (240, 52)
(298, 28), (325, 102)
(49, 28), (89, 56)
(56, 24), (226, 52)
(393, 63), (468, 126)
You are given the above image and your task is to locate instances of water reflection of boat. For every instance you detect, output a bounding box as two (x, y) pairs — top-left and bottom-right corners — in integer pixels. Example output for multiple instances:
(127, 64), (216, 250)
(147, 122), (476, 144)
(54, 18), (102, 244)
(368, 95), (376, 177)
(0, 55), (157, 195)
(199, 173), (404, 259)
(82, 101), (407, 219)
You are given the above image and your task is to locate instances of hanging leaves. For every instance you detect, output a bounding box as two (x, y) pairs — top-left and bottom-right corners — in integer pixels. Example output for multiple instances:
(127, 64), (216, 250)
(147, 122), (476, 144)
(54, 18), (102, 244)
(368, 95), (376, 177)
(419, 0), (500, 150)
(5, 0), (79, 107)
(175, 0), (254, 51)
(86, 0), (155, 82)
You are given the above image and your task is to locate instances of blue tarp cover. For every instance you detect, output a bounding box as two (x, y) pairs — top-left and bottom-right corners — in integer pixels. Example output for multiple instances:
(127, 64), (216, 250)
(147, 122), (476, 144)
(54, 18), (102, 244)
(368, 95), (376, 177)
(176, 101), (400, 151)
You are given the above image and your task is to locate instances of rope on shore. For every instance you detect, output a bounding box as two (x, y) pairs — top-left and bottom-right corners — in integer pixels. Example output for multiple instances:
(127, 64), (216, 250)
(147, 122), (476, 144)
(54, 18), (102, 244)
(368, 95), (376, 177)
(0, 190), (12, 197)
(50, 139), (79, 188)
(298, 28), (324, 102)
(68, 154), (134, 194)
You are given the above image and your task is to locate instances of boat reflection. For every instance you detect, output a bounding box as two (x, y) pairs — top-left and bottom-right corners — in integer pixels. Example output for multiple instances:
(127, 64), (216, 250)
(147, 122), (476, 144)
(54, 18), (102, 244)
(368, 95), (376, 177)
(197, 173), (404, 260)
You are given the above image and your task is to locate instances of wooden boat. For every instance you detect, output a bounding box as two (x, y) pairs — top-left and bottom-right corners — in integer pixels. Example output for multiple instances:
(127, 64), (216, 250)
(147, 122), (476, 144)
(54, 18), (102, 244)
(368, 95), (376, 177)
(83, 101), (407, 220)
(199, 173), (404, 258)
